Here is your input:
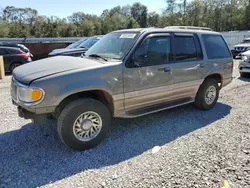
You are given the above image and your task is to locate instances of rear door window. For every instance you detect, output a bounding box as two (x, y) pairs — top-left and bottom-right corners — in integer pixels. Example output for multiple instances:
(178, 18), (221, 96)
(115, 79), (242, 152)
(174, 34), (202, 61)
(6, 48), (21, 54)
(202, 35), (231, 59)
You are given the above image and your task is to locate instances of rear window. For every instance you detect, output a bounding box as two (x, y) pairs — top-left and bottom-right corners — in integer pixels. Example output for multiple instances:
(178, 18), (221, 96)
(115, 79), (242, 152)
(174, 35), (202, 61)
(6, 48), (22, 54)
(202, 35), (231, 59)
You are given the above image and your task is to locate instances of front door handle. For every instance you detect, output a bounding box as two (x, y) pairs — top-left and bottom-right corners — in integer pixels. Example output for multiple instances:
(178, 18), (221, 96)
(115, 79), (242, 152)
(158, 67), (171, 72)
(164, 67), (172, 72)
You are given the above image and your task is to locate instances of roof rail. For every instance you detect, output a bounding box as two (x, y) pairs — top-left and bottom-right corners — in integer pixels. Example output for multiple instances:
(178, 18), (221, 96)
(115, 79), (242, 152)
(165, 26), (212, 31)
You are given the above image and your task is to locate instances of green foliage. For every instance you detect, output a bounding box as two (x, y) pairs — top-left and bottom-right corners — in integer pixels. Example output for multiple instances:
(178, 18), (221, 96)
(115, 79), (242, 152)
(0, 22), (10, 37)
(131, 2), (148, 27)
(0, 1), (249, 38)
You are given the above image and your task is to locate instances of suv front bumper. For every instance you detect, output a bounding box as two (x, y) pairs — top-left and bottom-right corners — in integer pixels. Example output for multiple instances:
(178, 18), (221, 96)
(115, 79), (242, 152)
(17, 106), (35, 119)
(13, 100), (56, 119)
(11, 78), (56, 118)
(239, 61), (250, 73)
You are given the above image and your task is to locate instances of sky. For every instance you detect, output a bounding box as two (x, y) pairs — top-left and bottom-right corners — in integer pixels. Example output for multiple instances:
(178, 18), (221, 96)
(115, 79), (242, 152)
(1, 0), (167, 18)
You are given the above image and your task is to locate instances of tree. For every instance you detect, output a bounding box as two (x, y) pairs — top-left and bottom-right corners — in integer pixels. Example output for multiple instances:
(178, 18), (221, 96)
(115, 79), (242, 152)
(148, 12), (160, 27)
(245, 0), (250, 29)
(131, 2), (148, 27)
(0, 21), (9, 37)
(165, 0), (177, 15)
(164, 0), (178, 25)
(68, 12), (85, 25)
(0, 2), (249, 38)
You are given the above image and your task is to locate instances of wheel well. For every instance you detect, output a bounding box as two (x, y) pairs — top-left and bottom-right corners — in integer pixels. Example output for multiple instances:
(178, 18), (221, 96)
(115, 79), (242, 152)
(9, 62), (22, 71)
(55, 90), (114, 117)
(205, 74), (222, 88)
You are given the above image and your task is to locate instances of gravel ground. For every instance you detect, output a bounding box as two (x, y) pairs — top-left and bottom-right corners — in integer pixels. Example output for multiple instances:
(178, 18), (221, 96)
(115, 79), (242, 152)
(0, 61), (249, 188)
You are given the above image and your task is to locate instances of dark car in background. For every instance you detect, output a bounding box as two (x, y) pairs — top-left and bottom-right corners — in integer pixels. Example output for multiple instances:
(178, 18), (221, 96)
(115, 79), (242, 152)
(0, 42), (33, 58)
(0, 46), (32, 73)
(51, 38), (89, 53)
(65, 38), (88, 49)
(48, 36), (103, 57)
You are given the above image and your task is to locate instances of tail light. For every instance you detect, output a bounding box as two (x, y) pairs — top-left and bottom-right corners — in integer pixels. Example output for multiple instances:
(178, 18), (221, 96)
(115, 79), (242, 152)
(16, 53), (29, 60)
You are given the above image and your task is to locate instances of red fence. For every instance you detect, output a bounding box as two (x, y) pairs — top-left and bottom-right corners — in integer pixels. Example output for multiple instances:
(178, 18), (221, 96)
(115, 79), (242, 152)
(22, 42), (71, 60)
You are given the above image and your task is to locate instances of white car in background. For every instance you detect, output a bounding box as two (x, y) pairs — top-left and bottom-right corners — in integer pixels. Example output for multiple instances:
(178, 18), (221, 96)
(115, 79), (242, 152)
(232, 38), (250, 59)
(239, 50), (250, 77)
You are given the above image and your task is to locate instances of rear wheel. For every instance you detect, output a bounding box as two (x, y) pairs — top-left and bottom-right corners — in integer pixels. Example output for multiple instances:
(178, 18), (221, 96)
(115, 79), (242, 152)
(57, 98), (111, 151)
(10, 62), (21, 73)
(195, 78), (219, 110)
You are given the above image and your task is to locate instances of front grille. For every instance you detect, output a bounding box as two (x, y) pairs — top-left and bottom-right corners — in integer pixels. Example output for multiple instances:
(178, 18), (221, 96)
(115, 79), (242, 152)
(235, 47), (247, 51)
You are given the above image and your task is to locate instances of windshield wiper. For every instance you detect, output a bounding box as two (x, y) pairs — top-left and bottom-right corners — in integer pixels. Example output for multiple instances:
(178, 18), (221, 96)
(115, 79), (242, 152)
(88, 54), (107, 61)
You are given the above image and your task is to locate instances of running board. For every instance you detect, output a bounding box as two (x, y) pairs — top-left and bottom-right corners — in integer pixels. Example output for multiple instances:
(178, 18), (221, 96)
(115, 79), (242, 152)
(117, 98), (194, 118)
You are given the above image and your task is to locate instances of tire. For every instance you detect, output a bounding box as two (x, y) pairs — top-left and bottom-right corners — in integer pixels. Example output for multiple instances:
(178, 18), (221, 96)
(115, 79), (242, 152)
(57, 98), (111, 151)
(240, 72), (249, 78)
(10, 63), (21, 73)
(194, 78), (219, 111)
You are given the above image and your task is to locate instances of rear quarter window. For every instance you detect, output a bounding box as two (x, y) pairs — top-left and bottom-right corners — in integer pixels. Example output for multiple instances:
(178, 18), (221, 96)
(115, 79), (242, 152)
(0, 48), (11, 55)
(6, 48), (22, 54)
(174, 35), (203, 61)
(202, 34), (231, 59)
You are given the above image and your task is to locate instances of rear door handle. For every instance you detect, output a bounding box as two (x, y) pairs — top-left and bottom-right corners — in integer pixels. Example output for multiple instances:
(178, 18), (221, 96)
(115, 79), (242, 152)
(200, 64), (205, 68)
(164, 67), (171, 72)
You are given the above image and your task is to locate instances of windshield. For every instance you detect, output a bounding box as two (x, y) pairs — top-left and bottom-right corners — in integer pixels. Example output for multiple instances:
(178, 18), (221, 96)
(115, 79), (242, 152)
(66, 38), (87, 49)
(243, 39), (250, 43)
(78, 37), (102, 49)
(17, 44), (29, 53)
(85, 32), (139, 60)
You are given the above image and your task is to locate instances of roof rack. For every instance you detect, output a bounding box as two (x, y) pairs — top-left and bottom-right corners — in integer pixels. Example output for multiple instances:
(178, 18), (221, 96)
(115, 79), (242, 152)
(165, 26), (212, 31)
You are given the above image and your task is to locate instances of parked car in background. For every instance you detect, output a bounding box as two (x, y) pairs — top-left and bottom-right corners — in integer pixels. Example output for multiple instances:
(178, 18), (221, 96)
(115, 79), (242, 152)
(11, 27), (233, 150)
(48, 36), (102, 57)
(0, 42), (33, 58)
(0, 46), (32, 73)
(231, 38), (250, 59)
(239, 50), (250, 77)
(51, 38), (88, 53)
(65, 38), (88, 49)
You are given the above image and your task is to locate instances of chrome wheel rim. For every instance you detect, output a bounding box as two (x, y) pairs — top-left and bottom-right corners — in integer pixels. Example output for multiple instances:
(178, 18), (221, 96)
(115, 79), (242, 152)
(205, 86), (216, 105)
(73, 111), (102, 142)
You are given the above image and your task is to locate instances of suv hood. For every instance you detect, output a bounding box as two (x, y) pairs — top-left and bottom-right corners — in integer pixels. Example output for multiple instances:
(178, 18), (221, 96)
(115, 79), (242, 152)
(13, 56), (102, 85)
(234, 43), (250, 48)
(49, 48), (87, 56)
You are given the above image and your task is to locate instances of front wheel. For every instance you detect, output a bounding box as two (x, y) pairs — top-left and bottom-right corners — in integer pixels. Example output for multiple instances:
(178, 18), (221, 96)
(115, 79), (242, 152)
(195, 78), (219, 111)
(10, 63), (21, 73)
(57, 98), (111, 151)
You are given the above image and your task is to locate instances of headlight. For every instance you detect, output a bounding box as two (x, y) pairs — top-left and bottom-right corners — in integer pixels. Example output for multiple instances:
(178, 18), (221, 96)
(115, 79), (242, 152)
(18, 87), (44, 103)
(241, 55), (248, 61)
